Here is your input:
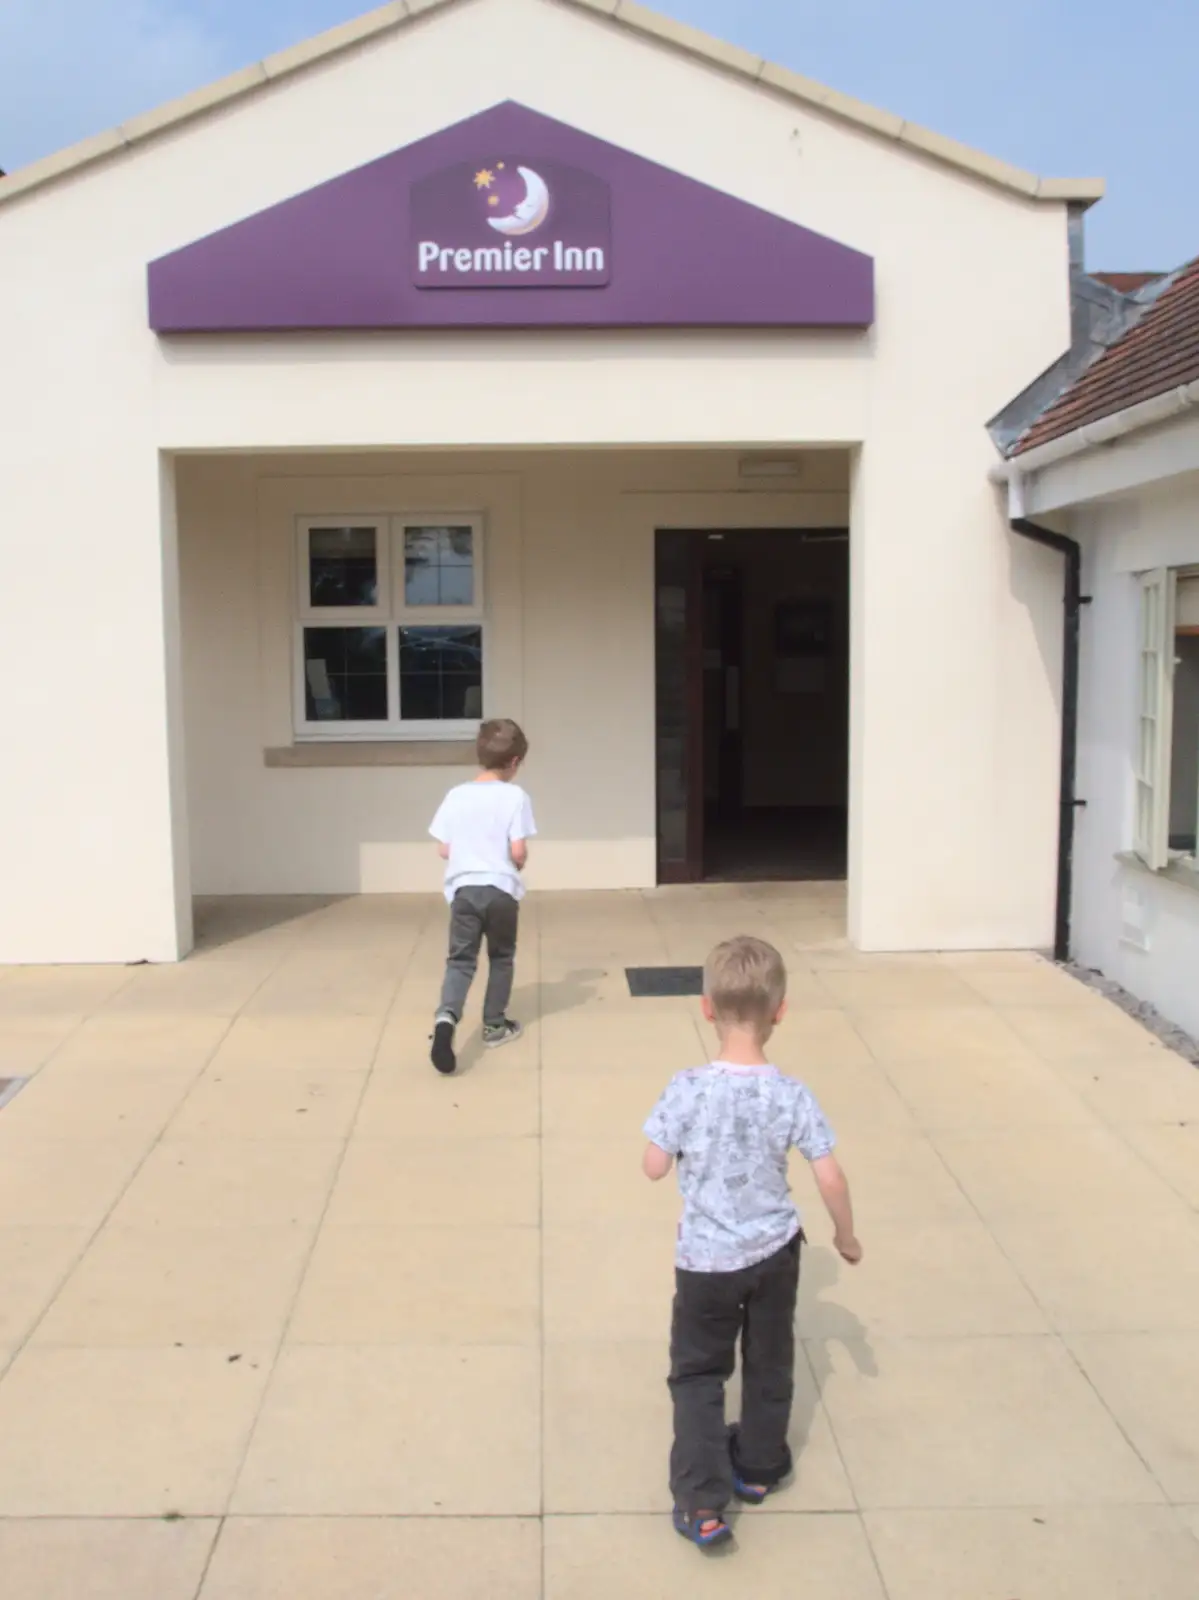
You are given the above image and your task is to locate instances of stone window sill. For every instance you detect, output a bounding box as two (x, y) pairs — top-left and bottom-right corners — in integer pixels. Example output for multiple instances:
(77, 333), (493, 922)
(264, 742), (476, 768)
(1115, 851), (1199, 898)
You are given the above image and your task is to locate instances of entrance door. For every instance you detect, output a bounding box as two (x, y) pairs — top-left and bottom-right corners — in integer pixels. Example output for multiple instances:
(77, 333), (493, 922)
(655, 528), (849, 884)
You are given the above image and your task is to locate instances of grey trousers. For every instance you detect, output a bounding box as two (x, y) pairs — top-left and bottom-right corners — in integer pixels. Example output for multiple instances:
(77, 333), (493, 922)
(437, 885), (520, 1026)
(667, 1232), (802, 1515)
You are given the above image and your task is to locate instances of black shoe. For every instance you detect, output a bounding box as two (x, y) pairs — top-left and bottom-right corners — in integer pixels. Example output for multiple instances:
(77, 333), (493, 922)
(430, 1015), (457, 1075)
(482, 1018), (523, 1050)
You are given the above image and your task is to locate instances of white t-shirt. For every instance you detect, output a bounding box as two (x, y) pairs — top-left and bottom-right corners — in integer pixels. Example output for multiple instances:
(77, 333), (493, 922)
(429, 780), (537, 903)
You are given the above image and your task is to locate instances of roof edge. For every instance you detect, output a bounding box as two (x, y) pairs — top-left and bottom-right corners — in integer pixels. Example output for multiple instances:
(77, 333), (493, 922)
(993, 381), (1199, 479)
(1001, 259), (1196, 460)
(0, 0), (1107, 211)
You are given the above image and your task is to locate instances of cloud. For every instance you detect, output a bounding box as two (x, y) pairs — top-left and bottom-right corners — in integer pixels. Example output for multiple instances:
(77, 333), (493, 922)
(0, 0), (226, 171)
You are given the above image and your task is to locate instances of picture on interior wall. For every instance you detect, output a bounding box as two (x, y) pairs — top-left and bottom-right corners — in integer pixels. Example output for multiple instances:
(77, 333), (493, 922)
(775, 598), (832, 657)
(774, 598), (832, 694)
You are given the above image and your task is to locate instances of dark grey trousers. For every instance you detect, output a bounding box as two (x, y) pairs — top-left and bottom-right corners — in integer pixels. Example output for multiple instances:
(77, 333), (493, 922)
(668, 1232), (802, 1515)
(437, 885), (519, 1027)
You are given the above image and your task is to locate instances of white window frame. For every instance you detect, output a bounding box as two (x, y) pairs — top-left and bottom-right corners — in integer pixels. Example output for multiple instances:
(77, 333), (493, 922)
(294, 512), (486, 740)
(1174, 569), (1199, 868)
(1134, 566), (1177, 869)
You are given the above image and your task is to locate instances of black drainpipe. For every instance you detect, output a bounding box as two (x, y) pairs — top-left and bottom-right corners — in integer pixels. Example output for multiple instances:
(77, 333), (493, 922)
(1009, 517), (1088, 962)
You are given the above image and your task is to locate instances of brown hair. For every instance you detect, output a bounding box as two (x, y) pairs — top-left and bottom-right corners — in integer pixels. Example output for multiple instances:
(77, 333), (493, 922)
(476, 718), (529, 772)
(704, 936), (787, 1032)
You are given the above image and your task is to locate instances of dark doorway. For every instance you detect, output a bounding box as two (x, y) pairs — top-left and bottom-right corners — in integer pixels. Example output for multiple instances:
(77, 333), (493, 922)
(655, 529), (849, 883)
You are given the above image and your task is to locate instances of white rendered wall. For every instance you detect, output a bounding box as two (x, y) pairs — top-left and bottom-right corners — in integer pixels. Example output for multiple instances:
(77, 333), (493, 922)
(0, 0), (1073, 958)
(1072, 474), (1199, 1037)
(0, 441), (186, 964)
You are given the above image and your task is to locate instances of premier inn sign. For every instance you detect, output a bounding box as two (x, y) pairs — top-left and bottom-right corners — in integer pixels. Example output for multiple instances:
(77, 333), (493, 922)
(411, 159), (611, 289)
(147, 102), (874, 331)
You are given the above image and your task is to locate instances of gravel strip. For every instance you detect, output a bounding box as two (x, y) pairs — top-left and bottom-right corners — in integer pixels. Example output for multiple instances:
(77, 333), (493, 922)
(1060, 962), (1199, 1066)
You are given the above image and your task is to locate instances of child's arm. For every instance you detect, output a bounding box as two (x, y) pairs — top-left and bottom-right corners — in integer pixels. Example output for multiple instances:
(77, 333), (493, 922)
(792, 1088), (862, 1265)
(643, 1143), (674, 1181)
(642, 1075), (688, 1182)
(510, 792), (536, 872)
(809, 1154), (862, 1264)
(429, 796), (452, 862)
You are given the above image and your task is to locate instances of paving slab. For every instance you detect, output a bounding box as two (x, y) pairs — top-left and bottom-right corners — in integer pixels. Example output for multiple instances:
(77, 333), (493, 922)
(866, 1506), (1199, 1600)
(0, 1518), (218, 1600)
(198, 1517), (541, 1600)
(0, 1345), (271, 1515)
(542, 1513), (886, 1599)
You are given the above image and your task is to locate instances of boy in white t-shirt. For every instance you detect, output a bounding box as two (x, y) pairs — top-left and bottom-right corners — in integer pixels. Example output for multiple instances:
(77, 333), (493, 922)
(428, 718), (536, 1075)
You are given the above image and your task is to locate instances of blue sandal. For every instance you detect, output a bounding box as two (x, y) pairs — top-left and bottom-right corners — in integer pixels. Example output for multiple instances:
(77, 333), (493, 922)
(728, 1426), (787, 1505)
(732, 1474), (774, 1506)
(672, 1509), (732, 1548)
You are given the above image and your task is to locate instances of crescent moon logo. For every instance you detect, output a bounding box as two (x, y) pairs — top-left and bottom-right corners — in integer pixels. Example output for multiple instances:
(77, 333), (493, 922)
(487, 167), (551, 237)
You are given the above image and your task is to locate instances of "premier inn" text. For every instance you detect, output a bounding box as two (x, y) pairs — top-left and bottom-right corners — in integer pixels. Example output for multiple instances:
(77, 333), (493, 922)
(417, 240), (607, 276)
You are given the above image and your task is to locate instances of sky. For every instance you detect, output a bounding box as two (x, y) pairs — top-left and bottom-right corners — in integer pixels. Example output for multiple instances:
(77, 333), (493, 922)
(0, 0), (1194, 269)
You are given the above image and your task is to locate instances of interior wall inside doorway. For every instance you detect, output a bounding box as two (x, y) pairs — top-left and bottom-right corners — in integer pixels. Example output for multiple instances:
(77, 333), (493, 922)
(728, 531), (849, 809)
(700, 528), (849, 882)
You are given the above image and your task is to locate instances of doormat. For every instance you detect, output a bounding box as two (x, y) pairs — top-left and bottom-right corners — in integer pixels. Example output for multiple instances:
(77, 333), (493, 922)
(0, 1078), (28, 1112)
(625, 966), (704, 997)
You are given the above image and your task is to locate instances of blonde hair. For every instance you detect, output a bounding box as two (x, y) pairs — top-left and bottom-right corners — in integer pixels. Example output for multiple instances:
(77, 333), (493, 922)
(704, 936), (787, 1032)
(476, 718), (528, 772)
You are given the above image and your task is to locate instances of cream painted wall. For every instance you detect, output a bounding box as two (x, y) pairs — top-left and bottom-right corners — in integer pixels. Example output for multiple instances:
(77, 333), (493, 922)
(0, 0), (1074, 958)
(1072, 473), (1199, 1037)
(180, 448), (847, 895)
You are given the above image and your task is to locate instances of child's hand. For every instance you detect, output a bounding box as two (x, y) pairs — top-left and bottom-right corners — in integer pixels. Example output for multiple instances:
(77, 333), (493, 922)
(642, 1142), (674, 1181)
(835, 1233), (863, 1265)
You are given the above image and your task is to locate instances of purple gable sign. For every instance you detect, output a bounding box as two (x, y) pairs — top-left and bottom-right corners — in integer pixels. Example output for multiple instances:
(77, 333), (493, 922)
(147, 102), (873, 332)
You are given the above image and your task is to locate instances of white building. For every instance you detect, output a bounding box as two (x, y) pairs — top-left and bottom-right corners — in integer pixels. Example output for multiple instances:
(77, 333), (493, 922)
(0, 0), (1106, 964)
(993, 257), (1199, 1038)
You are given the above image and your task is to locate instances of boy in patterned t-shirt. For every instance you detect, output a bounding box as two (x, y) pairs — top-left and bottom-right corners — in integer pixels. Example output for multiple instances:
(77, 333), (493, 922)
(643, 935), (863, 1550)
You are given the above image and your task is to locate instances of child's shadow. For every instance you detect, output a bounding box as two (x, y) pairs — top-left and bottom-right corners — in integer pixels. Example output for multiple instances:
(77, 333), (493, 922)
(451, 969), (605, 1075)
(513, 969), (606, 1023)
(799, 1244), (879, 1392)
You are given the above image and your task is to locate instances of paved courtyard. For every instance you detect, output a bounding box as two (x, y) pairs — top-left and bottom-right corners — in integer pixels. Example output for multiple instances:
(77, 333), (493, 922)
(0, 883), (1197, 1598)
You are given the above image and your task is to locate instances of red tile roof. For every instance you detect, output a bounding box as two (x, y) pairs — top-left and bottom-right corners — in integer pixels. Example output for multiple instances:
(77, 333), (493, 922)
(1013, 256), (1199, 455)
(1090, 271), (1164, 293)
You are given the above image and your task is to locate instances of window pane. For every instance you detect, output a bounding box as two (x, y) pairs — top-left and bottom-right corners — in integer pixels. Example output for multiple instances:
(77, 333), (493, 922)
(1169, 635), (1199, 852)
(309, 527), (378, 608)
(398, 626), (482, 721)
(303, 627), (387, 721)
(404, 525), (475, 607)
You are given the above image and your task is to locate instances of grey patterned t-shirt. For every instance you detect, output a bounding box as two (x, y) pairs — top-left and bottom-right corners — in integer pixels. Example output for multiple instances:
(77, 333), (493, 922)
(644, 1062), (835, 1273)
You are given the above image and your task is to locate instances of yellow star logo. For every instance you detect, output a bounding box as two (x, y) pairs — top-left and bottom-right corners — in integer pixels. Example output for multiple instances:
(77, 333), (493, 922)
(488, 195), (499, 206)
(473, 168), (495, 189)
